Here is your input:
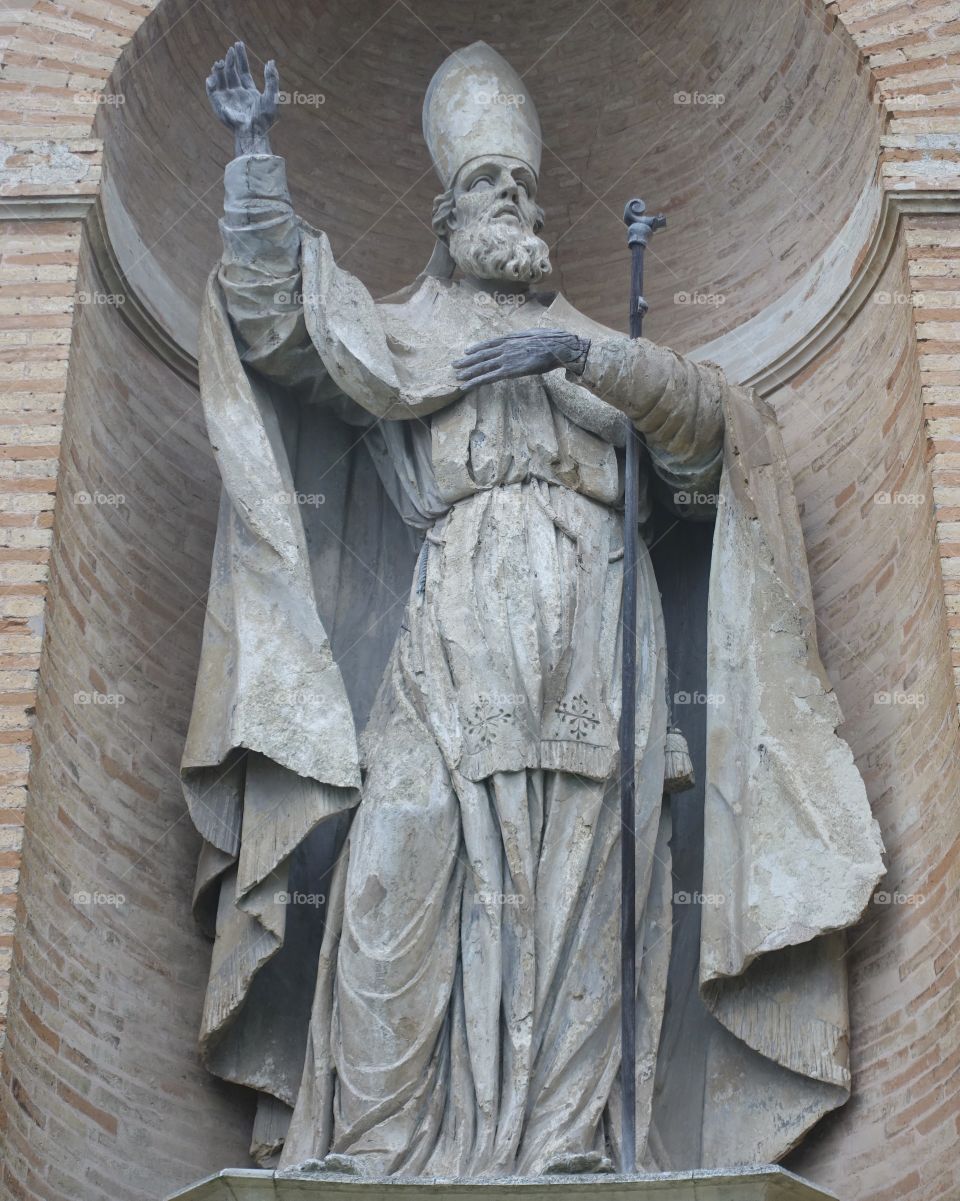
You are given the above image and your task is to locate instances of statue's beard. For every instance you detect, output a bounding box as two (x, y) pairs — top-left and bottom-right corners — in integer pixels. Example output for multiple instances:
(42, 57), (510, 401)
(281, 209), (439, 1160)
(448, 219), (551, 283)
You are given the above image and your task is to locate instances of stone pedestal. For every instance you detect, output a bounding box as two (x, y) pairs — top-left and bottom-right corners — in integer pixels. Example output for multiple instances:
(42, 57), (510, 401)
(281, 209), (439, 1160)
(165, 1166), (838, 1201)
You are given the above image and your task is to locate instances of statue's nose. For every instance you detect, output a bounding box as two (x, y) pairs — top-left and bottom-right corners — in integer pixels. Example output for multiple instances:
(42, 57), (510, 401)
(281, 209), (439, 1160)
(498, 180), (519, 203)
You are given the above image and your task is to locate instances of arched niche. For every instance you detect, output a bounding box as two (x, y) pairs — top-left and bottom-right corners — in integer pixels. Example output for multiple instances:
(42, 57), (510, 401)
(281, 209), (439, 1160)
(3, 5), (959, 1201)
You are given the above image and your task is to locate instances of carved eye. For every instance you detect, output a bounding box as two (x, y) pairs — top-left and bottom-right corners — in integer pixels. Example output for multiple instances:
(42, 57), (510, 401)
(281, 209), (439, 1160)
(517, 179), (530, 196)
(470, 176), (493, 191)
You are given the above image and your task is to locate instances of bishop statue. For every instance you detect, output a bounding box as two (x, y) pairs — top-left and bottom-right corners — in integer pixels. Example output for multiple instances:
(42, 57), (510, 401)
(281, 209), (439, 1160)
(183, 40), (884, 1177)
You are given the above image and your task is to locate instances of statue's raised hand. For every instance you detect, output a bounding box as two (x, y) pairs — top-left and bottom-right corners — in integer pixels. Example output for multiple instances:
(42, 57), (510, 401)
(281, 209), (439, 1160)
(454, 329), (590, 391)
(206, 42), (279, 157)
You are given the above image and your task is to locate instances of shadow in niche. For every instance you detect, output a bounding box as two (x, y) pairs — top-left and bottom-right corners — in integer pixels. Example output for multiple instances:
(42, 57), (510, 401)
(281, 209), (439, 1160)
(649, 515), (714, 1166)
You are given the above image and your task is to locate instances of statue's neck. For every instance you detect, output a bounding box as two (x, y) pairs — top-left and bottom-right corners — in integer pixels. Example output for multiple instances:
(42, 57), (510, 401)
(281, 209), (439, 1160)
(459, 275), (531, 298)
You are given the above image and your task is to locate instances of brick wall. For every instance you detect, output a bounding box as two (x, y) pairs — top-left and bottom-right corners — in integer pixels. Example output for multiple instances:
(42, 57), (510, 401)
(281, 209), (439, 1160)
(0, 245), (251, 1201)
(0, 216), (77, 1059)
(0, 0), (153, 1066)
(907, 215), (960, 689)
(775, 238), (960, 1201)
(833, 0), (960, 697)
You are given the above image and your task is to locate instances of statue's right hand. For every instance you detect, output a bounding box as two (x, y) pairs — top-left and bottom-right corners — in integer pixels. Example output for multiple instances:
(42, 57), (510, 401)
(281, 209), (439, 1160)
(206, 42), (279, 156)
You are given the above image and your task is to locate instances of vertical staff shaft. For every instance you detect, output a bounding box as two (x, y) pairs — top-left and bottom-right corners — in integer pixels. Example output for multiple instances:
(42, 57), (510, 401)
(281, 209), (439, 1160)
(620, 435), (640, 1174)
(620, 199), (664, 1175)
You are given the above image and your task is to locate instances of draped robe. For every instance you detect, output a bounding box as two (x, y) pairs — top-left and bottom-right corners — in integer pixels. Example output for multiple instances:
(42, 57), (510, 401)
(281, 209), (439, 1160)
(182, 153), (885, 1175)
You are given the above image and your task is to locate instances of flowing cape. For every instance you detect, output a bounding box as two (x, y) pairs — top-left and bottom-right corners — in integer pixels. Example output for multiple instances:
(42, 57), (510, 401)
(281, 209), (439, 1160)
(182, 228), (884, 1166)
(182, 269), (419, 1160)
(698, 384), (885, 1161)
(533, 294), (886, 1160)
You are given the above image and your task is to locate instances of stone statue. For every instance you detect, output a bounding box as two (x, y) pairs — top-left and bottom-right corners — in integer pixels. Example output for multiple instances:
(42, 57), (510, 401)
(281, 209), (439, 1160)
(184, 40), (885, 1178)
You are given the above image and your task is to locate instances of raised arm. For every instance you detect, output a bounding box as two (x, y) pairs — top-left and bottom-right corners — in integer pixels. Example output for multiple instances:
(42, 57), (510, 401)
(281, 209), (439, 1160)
(206, 43), (317, 387)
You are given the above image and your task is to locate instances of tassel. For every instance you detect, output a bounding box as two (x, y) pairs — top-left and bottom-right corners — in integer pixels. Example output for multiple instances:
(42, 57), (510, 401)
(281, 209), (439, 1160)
(663, 725), (695, 793)
(416, 537), (429, 598)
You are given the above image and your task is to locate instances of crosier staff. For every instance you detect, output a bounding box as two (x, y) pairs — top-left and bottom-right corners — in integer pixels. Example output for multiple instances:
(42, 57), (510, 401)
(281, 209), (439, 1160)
(620, 197), (665, 1175)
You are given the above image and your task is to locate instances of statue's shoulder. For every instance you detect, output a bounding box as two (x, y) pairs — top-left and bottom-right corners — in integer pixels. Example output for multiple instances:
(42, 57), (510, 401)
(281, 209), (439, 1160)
(372, 275), (452, 354)
(375, 273), (444, 309)
(540, 291), (622, 343)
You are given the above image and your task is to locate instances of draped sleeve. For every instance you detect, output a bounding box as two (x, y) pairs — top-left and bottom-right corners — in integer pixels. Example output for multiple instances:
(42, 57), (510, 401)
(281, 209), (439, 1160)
(218, 153), (321, 389)
(574, 334), (724, 515)
(537, 293), (724, 518)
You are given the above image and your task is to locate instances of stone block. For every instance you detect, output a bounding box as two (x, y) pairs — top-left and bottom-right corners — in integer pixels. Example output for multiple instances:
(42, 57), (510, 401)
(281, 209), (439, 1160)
(166, 1168), (838, 1201)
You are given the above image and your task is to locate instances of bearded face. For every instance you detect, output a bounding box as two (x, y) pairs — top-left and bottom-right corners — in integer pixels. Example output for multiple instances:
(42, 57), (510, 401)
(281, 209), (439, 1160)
(436, 156), (551, 283)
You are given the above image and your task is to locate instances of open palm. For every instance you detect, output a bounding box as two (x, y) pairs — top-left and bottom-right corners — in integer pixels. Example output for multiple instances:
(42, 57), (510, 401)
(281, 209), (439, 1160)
(206, 42), (279, 155)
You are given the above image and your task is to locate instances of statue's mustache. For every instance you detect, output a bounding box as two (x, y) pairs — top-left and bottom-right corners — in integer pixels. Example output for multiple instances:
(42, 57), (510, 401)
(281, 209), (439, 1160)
(473, 202), (529, 231)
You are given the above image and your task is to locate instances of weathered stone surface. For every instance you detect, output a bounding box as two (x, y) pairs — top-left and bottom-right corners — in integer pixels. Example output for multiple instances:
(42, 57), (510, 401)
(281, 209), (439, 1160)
(178, 36), (885, 1183)
(166, 1166), (838, 1201)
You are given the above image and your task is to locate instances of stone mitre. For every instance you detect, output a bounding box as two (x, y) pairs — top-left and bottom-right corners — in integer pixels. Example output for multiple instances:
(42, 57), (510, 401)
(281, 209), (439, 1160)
(422, 41), (542, 187)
